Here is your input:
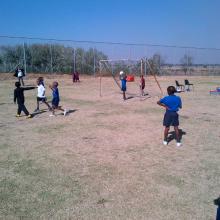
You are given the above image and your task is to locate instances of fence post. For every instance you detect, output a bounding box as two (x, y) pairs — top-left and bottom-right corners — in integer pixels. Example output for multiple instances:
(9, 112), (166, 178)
(23, 42), (27, 75)
(93, 47), (96, 76)
(50, 44), (53, 73)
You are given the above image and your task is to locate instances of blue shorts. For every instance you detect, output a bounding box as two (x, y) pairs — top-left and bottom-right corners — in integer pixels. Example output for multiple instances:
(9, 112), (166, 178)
(121, 86), (126, 92)
(163, 111), (179, 127)
(52, 98), (59, 107)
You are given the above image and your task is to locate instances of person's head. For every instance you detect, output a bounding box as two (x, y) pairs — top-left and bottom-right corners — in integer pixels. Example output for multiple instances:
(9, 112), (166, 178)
(15, 81), (21, 88)
(140, 75), (144, 78)
(52, 81), (58, 88)
(167, 86), (176, 95)
(37, 77), (44, 85)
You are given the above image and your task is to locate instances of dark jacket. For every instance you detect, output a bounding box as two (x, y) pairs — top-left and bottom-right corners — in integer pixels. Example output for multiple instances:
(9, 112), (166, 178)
(14, 87), (35, 104)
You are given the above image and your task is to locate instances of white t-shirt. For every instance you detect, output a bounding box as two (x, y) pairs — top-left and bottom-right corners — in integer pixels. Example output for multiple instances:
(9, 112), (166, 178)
(18, 70), (23, 77)
(37, 84), (46, 98)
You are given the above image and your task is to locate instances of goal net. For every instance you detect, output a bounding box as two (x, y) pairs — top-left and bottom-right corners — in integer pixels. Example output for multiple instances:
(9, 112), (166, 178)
(99, 59), (163, 98)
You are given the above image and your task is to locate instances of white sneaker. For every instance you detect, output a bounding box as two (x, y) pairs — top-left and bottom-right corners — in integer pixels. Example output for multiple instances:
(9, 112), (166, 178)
(63, 109), (68, 116)
(176, 142), (182, 147)
(163, 141), (168, 146)
(49, 114), (55, 117)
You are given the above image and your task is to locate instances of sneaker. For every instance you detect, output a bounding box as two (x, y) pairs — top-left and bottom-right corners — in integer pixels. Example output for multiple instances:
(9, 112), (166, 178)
(16, 114), (21, 117)
(163, 141), (168, 146)
(176, 142), (182, 147)
(63, 109), (68, 116)
(26, 114), (32, 119)
(49, 114), (55, 117)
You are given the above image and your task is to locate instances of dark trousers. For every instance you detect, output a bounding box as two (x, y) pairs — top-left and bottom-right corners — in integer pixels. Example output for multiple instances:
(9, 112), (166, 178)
(17, 103), (29, 115)
(18, 77), (24, 86)
(217, 206), (220, 220)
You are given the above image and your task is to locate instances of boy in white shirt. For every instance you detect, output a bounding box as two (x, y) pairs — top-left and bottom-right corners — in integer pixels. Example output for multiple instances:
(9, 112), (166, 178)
(34, 77), (51, 112)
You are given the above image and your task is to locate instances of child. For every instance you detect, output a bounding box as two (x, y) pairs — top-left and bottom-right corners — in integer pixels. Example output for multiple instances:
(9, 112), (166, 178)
(140, 75), (145, 96)
(35, 77), (51, 112)
(14, 81), (36, 118)
(14, 66), (25, 86)
(120, 71), (127, 100)
(157, 86), (182, 147)
(49, 81), (67, 116)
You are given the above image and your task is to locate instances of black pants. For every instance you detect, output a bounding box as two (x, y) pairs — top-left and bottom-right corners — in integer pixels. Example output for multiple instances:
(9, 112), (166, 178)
(17, 103), (29, 115)
(18, 77), (24, 86)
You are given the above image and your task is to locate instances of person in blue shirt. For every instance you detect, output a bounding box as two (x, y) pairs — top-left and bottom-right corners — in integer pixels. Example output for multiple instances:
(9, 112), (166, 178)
(49, 81), (67, 116)
(120, 71), (127, 100)
(157, 86), (182, 147)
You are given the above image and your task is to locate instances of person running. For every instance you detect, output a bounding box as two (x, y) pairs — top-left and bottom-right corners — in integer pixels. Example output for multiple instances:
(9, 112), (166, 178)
(35, 77), (51, 112)
(49, 81), (67, 116)
(14, 81), (36, 118)
(157, 86), (182, 147)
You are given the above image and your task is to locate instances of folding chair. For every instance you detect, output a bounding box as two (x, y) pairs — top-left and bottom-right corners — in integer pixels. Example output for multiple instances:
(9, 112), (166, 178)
(175, 80), (184, 92)
(184, 79), (194, 91)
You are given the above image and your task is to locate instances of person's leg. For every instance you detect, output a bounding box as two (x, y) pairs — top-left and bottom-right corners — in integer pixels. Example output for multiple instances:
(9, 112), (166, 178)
(21, 77), (24, 86)
(17, 104), (22, 116)
(164, 127), (170, 142)
(43, 100), (51, 110)
(35, 98), (40, 111)
(21, 104), (30, 116)
(174, 126), (180, 143)
(123, 91), (126, 100)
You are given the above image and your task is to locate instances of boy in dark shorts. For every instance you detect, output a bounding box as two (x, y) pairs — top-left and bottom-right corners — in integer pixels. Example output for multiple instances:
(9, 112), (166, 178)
(157, 86), (182, 147)
(49, 81), (67, 116)
(14, 81), (36, 118)
(35, 77), (51, 112)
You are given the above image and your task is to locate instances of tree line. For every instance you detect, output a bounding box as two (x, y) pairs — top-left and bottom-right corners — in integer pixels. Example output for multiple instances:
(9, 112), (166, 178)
(0, 44), (108, 74)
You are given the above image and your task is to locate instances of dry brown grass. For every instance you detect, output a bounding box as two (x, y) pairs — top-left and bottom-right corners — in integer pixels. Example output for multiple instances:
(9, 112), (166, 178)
(0, 74), (220, 219)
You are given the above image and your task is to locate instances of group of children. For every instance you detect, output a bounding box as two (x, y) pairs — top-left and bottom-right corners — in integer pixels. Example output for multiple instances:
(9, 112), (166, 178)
(14, 70), (183, 146)
(120, 71), (182, 147)
(14, 77), (67, 118)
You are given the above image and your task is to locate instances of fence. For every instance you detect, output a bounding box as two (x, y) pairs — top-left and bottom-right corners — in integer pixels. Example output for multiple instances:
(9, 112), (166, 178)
(1, 35), (220, 76)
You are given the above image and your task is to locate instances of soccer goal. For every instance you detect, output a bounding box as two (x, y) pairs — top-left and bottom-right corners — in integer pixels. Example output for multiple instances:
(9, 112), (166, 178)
(99, 59), (145, 97)
(99, 58), (163, 98)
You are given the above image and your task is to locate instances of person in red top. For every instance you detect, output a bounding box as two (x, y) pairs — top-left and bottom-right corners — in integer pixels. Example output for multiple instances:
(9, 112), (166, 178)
(140, 75), (145, 96)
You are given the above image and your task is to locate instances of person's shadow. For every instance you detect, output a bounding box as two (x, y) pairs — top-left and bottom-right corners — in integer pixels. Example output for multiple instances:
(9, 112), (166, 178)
(167, 129), (186, 144)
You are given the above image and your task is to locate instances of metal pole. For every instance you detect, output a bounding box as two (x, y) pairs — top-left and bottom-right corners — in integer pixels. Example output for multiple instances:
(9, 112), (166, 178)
(73, 48), (76, 73)
(99, 61), (102, 97)
(23, 42), (27, 75)
(93, 47), (96, 76)
(144, 57), (147, 76)
(141, 59), (143, 76)
(50, 44), (53, 73)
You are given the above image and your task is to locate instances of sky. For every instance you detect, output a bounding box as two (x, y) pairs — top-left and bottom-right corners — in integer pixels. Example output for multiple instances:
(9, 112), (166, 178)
(1, 0), (220, 48)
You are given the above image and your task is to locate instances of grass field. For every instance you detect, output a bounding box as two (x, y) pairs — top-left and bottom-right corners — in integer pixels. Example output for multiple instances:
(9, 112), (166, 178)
(0, 74), (220, 219)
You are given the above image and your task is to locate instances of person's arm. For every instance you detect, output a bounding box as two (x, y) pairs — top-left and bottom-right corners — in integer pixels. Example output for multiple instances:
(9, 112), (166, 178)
(49, 85), (55, 91)
(23, 86), (36, 91)
(157, 100), (169, 110)
(179, 98), (182, 109)
(14, 90), (17, 103)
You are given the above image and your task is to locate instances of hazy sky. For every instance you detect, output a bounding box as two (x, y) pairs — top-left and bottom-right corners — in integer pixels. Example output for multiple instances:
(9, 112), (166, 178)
(1, 0), (220, 48)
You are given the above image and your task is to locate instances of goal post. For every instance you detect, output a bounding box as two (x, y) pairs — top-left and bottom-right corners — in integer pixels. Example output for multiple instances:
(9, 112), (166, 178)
(99, 59), (144, 97)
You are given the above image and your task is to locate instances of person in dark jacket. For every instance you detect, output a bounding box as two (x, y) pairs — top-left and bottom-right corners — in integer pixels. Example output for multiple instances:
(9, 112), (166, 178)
(14, 66), (25, 86)
(14, 81), (36, 118)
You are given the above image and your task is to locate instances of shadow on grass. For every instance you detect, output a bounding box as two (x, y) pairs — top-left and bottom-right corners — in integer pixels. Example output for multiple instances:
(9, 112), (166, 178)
(167, 129), (186, 143)
(31, 109), (48, 118)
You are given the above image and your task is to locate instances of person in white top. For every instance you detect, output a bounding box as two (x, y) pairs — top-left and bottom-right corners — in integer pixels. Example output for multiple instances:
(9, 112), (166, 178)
(34, 77), (51, 112)
(14, 66), (25, 86)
